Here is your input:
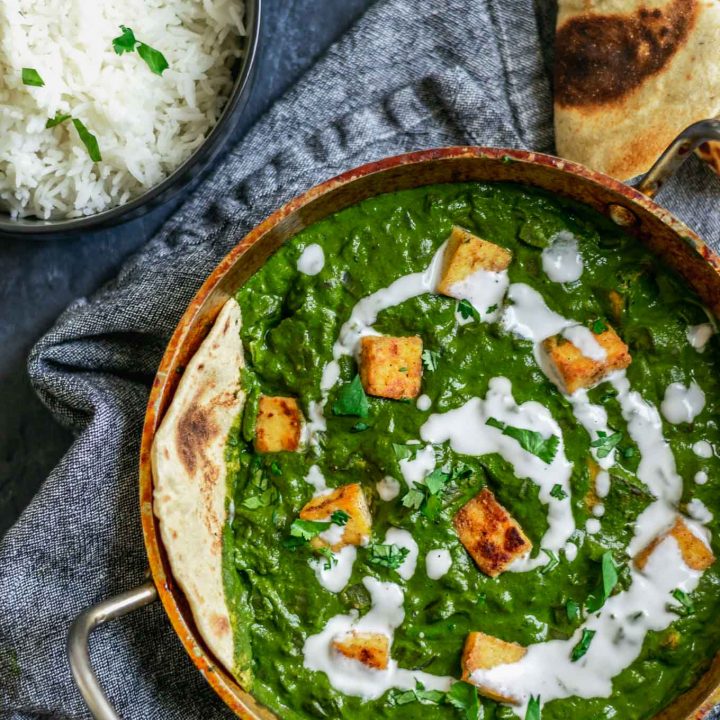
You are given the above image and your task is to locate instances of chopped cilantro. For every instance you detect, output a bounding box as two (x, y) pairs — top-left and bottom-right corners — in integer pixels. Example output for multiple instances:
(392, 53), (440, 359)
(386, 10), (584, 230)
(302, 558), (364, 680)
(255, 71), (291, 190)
(457, 299), (480, 321)
(317, 547), (337, 571)
(425, 467), (451, 495)
(592, 318), (608, 334)
(392, 443), (417, 461)
(72, 119), (102, 162)
(585, 551), (619, 612)
(270, 461), (282, 476)
(487, 303), (498, 313)
(526, 695), (542, 720)
(367, 543), (409, 570)
(401, 487), (425, 510)
(566, 599), (580, 622)
(422, 349), (440, 371)
(446, 681), (482, 719)
(550, 483), (568, 500)
(330, 510), (350, 526)
(332, 375), (369, 417)
(540, 549), (559, 575)
(571, 628), (596, 661)
(670, 588), (695, 616)
(241, 488), (276, 510)
(112, 25), (169, 75)
(486, 417), (560, 464)
(421, 493), (443, 520)
(590, 430), (623, 459)
(22, 68), (44, 87)
(287, 518), (330, 541)
(621, 446), (636, 459)
(45, 112), (71, 128)
(112, 25), (137, 54)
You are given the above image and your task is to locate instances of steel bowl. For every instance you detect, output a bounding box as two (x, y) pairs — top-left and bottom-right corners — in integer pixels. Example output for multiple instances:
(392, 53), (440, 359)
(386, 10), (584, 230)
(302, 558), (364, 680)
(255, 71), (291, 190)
(0, 0), (261, 240)
(69, 123), (720, 720)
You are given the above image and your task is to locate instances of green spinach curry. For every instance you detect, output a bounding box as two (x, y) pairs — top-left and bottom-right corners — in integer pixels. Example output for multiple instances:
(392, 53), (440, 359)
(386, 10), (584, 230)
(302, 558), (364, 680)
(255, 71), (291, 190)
(223, 182), (720, 720)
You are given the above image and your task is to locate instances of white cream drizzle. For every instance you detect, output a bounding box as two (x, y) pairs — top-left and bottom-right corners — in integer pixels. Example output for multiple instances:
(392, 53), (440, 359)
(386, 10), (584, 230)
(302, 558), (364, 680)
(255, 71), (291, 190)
(695, 471), (708, 485)
(297, 243), (325, 275)
(303, 577), (453, 699)
(661, 381), (706, 425)
(416, 394), (432, 411)
(693, 440), (714, 459)
(376, 476), (401, 501)
(687, 323), (714, 353)
(541, 231), (584, 283)
(426, 549), (452, 579)
(448, 268), (509, 322)
(562, 325), (606, 361)
(398, 444), (436, 489)
(310, 546), (357, 593)
(473, 536), (702, 716)
(304, 464), (330, 496)
(420, 376), (574, 571)
(384, 527), (419, 580)
(687, 498), (714, 525)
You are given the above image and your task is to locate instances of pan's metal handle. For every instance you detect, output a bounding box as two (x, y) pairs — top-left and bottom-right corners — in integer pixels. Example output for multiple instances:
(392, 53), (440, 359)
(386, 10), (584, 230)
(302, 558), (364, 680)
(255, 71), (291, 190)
(68, 580), (158, 720)
(637, 118), (720, 198)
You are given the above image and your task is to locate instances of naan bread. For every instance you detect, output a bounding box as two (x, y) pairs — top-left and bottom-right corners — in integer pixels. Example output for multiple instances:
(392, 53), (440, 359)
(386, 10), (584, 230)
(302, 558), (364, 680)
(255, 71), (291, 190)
(152, 298), (245, 677)
(554, 0), (720, 180)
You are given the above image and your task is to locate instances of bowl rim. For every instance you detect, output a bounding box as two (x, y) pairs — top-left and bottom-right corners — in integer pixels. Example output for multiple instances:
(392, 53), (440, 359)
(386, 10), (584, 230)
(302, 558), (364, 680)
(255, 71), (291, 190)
(138, 145), (720, 719)
(0, 0), (261, 237)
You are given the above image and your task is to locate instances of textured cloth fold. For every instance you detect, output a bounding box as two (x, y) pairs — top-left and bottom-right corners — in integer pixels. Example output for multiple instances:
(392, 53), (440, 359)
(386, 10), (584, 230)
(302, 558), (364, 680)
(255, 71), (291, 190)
(1, 0), (718, 718)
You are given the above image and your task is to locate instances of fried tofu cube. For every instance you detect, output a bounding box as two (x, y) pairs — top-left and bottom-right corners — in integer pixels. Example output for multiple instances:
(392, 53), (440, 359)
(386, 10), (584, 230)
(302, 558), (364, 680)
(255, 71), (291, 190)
(254, 396), (304, 453)
(436, 226), (512, 298)
(300, 483), (372, 550)
(635, 517), (715, 572)
(453, 488), (532, 577)
(461, 631), (526, 704)
(542, 324), (631, 394)
(359, 335), (422, 400)
(332, 631), (389, 670)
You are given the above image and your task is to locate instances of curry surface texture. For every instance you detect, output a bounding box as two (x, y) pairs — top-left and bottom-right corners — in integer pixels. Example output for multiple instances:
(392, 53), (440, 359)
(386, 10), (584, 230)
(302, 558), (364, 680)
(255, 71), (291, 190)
(223, 182), (720, 720)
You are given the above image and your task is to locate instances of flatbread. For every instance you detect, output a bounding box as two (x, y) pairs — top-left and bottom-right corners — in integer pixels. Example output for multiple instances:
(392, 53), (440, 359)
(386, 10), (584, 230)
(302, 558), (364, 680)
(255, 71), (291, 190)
(554, 0), (720, 180)
(152, 298), (245, 676)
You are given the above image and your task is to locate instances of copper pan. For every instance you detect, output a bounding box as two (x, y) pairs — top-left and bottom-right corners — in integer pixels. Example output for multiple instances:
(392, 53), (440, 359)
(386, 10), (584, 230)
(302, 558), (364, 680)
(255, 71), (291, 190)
(67, 119), (720, 720)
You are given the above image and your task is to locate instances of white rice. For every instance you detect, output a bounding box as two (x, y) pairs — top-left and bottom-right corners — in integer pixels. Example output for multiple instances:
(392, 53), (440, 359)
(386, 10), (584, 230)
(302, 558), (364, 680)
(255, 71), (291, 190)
(0, 0), (245, 219)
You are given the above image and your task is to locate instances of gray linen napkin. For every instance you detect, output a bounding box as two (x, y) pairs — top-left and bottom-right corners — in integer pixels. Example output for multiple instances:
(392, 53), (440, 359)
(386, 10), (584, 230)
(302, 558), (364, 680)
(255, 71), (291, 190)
(1, 0), (718, 718)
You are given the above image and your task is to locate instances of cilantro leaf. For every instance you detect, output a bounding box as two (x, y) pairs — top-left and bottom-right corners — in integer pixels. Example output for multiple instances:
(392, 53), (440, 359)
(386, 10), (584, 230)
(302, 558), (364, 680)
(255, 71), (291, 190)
(330, 510), (350, 526)
(112, 25), (137, 54)
(446, 681), (482, 720)
(22, 68), (44, 87)
(137, 42), (169, 75)
(486, 417), (560, 464)
(367, 543), (409, 570)
(566, 599), (580, 622)
(332, 375), (369, 417)
(670, 588), (695, 616)
(72, 119), (102, 162)
(585, 551), (618, 613)
(317, 547), (337, 571)
(540, 549), (559, 575)
(550, 483), (567, 500)
(590, 430), (623, 459)
(391, 681), (444, 707)
(241, 486), (277, 510)
(487, 303), (498, 314)
(526, 695), (542, 720)
(457, 299), (480, 322)
(401, 487), (425, 510)
(392, 443), (417, 461)
(421, 493), (443, 520)
(571, 628), (596, 661)
(288, 518), (330, 541)
(45, 113), (71, 128)
(422, 349), (440, 371)
(425, 467), (451, 495)
(592, 318), (608, 334)
(270, 461), (282, 476)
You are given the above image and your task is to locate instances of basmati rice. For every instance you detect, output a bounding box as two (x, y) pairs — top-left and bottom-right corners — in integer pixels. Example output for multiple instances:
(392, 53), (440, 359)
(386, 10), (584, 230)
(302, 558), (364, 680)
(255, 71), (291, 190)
(0, 0), (245, 219)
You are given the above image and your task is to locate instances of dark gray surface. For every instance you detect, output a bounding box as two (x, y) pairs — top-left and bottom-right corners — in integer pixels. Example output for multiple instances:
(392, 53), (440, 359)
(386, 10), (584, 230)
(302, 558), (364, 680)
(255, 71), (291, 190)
(0, 0), (374, 538)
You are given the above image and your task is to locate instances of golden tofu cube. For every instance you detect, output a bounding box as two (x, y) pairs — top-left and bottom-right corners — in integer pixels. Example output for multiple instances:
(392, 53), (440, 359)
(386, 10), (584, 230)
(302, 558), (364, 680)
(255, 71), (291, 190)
(254, 396), (304, 453)
(300, 483), (372, 550)
(461, 631), (526, 704)
(332, 631), (389, 670)
(635, 517), (715, 572)
(454, 488), (531, 577)
(542, 324), (631, 394)
(359, 335), (422, 400)
(436, 226), (512, 297)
